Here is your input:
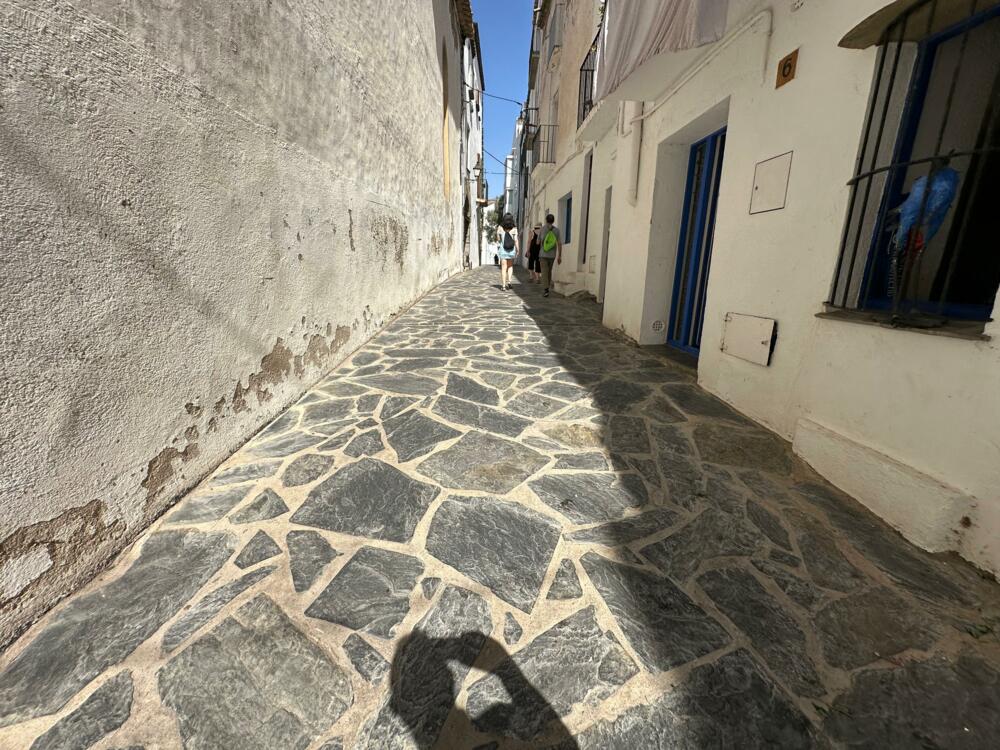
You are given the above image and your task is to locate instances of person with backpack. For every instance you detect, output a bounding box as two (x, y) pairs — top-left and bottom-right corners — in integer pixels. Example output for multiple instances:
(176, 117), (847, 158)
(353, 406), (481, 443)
(496, 213), (519, 290)
(539, 213), (562, 297)
(527, 224), (542, 283)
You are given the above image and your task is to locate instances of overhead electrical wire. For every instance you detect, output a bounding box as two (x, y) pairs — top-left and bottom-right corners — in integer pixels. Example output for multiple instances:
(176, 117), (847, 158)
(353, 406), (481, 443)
(465, 85), (523, 107)
(483, 148), (510, 170)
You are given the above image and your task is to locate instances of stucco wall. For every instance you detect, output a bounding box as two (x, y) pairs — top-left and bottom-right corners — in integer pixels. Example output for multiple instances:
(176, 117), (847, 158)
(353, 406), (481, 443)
(691, 0), (1000, 575)
(528, 0), (1000, 575)
(0, 0), (466, 647)
(526, 0), (601, 290)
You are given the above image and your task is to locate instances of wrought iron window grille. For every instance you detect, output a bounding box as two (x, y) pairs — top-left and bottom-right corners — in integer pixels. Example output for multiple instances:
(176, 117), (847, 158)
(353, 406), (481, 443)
(828, 0), (1000, 330)
(578, 32), (599, 128)
(532, 124), (558, 166)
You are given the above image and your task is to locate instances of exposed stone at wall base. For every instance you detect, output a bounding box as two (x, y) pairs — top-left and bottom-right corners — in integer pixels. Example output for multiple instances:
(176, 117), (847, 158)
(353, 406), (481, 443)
(0, 501), (125, 651)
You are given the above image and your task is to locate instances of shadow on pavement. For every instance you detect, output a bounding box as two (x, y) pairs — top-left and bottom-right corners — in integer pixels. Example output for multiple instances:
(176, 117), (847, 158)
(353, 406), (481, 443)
(497, 265), (1000, 748)
(388, 630), (578, 749)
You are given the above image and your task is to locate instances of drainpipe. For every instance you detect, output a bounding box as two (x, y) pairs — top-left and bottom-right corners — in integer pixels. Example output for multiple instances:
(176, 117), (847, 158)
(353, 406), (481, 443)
(624, 100), (644, 206)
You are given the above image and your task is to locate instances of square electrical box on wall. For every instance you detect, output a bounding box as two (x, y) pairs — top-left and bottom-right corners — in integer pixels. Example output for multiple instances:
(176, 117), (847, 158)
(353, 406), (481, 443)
(749, 151), (792, 214)
(721, 313), (778, 366)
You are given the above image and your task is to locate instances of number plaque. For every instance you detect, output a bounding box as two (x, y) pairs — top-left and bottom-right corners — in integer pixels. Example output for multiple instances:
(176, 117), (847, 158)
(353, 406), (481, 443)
(776, 49), (799, 88)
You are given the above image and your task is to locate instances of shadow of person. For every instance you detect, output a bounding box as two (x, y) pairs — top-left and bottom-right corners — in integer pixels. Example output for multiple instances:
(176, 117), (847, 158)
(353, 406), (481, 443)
(388, 630), (579, 749)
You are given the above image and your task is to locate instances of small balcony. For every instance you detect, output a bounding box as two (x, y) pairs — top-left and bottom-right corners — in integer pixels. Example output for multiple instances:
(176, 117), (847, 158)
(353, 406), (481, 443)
(523, 107), (540, 146)
(528, 26), (542, 84)
(531, 123), (557, 166)
(578, 32), (598, 129)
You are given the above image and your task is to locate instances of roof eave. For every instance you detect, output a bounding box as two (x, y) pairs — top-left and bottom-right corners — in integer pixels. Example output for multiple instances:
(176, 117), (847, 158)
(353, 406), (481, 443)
(456, 0), (475, 39)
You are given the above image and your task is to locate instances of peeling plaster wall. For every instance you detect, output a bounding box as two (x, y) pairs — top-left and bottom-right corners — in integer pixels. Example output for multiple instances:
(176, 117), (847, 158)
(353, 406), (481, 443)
(0, 0), (466, 646)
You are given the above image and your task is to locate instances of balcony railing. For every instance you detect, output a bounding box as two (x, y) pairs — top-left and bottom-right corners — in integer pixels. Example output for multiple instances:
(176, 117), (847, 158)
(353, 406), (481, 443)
(578, 31), (599, 128)
(528, 25), (542, 84)
(532, 124), (557, 166)
(523, 106), (539, 146)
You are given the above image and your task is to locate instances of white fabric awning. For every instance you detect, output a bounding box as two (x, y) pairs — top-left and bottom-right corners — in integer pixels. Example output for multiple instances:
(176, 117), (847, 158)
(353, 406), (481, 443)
(595, 0), (730, 100)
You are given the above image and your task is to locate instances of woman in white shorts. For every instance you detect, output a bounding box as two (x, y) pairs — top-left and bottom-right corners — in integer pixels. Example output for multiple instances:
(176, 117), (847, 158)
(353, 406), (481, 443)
(496, 213), (519, 290)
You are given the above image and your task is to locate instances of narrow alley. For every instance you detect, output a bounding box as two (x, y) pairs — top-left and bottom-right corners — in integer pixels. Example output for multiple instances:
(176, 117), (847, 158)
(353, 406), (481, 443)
(2, 268), (998, 749)
(5, 0), (1000, 746)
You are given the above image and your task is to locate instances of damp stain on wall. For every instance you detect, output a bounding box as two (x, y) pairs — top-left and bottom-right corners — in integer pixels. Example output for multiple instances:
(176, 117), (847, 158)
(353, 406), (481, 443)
(139, 321), (354, 514)
(430, 232), (444, 255)
(0, 500), (124, 649)
(369, 213), (410, 270)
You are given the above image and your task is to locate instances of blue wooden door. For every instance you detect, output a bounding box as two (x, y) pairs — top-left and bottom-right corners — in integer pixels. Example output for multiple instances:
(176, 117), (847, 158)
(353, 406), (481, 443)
(668, 128), (727, 355)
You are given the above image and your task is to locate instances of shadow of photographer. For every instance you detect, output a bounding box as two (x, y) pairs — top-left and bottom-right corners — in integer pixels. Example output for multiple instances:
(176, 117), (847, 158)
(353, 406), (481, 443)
(387, 630), (579, 749)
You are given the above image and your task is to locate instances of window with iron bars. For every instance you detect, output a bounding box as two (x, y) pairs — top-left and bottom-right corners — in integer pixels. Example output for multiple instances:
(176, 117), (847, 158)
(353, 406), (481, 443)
(532, 124), (557, 165)
(578, 32), (598, 128)
(828, 0), (1000, 330)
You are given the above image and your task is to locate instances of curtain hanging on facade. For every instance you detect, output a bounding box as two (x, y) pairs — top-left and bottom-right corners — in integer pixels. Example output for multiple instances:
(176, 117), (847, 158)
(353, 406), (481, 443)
(595, 0), (730, 100)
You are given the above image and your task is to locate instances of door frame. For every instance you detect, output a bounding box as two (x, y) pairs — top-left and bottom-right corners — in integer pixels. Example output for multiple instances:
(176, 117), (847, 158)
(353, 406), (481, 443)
(598, 186), (613, 303)
(579, 150), (594, 269)
(668, 126), (727, 356)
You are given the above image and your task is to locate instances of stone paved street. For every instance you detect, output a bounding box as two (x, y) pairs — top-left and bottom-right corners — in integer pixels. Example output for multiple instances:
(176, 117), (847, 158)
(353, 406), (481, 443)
(2, 267), (1000, 749)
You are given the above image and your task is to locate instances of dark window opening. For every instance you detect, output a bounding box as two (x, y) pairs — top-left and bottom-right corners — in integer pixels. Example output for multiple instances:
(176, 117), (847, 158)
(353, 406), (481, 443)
(828, 1), (1000, 329)
(531, 123), (556, 165)
(578, 32), (598, 128)
(581, 151), (594, 264)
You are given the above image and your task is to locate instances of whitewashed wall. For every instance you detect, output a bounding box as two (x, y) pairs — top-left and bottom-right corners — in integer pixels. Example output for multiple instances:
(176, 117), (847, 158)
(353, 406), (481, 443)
(0, 0), (468, 646)
(463, 32), (485, 268)
(530, 0), (1000, 575)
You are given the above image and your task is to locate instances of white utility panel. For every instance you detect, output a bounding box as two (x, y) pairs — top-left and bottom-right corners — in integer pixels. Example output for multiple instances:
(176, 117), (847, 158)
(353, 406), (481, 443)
(750, 151), (792, 214)
(721, 312), (777, 366)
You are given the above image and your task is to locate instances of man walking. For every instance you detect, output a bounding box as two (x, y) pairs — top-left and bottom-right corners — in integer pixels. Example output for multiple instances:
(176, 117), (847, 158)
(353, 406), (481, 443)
(539, 213), (562, 297)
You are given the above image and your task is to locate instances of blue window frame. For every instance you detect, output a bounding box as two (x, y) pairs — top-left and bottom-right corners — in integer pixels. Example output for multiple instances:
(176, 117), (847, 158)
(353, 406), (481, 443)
(830, 2), (1000, 325)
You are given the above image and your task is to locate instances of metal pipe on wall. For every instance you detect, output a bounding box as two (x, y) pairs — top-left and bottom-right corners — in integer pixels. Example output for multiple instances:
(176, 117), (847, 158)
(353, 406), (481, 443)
(624, 100), (644, 205)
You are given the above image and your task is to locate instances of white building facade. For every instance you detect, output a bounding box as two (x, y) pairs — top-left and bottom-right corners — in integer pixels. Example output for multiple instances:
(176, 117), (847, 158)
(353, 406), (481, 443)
(520, 0), (1000, 575)
(462, 23), (488, 268)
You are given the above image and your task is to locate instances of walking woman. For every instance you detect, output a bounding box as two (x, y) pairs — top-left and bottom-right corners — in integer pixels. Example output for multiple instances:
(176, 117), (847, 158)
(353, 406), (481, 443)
(496, 213), (519, 290)
(527, 224), (542, 282)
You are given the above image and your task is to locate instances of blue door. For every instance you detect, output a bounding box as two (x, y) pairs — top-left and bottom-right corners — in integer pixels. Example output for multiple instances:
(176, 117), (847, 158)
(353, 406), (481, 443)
(668, 128), (726, 355)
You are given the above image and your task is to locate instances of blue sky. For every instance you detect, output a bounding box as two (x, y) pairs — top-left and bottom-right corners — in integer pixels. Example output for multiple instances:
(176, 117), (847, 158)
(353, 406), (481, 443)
(471, 0), (534, 199)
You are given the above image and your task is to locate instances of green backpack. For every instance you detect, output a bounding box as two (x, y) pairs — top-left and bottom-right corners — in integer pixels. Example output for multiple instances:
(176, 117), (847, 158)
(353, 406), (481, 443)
(542, 227), (558, 253)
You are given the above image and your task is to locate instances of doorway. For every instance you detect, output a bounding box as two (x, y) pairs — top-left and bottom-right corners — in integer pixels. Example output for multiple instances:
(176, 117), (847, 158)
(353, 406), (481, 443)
(598, 186), (612, 302)
(579, 151), (594, 269)
(668, 127), (726, 355)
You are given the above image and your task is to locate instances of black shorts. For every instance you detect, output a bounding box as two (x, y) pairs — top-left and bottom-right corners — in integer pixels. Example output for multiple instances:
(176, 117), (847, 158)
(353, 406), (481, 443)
(528, 252), (540, 272)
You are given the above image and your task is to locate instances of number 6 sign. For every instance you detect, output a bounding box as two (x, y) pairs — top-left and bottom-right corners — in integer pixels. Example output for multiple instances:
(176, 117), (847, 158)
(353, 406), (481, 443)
(776, 49), (799, 88)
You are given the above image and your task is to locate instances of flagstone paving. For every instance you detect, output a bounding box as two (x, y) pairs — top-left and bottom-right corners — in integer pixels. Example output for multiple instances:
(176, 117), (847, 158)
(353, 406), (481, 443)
(2, 267), (1000, 749)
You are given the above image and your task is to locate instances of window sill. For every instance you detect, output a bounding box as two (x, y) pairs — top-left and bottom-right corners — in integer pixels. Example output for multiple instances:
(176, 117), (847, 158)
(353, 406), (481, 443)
(816, 307), (991, 342)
